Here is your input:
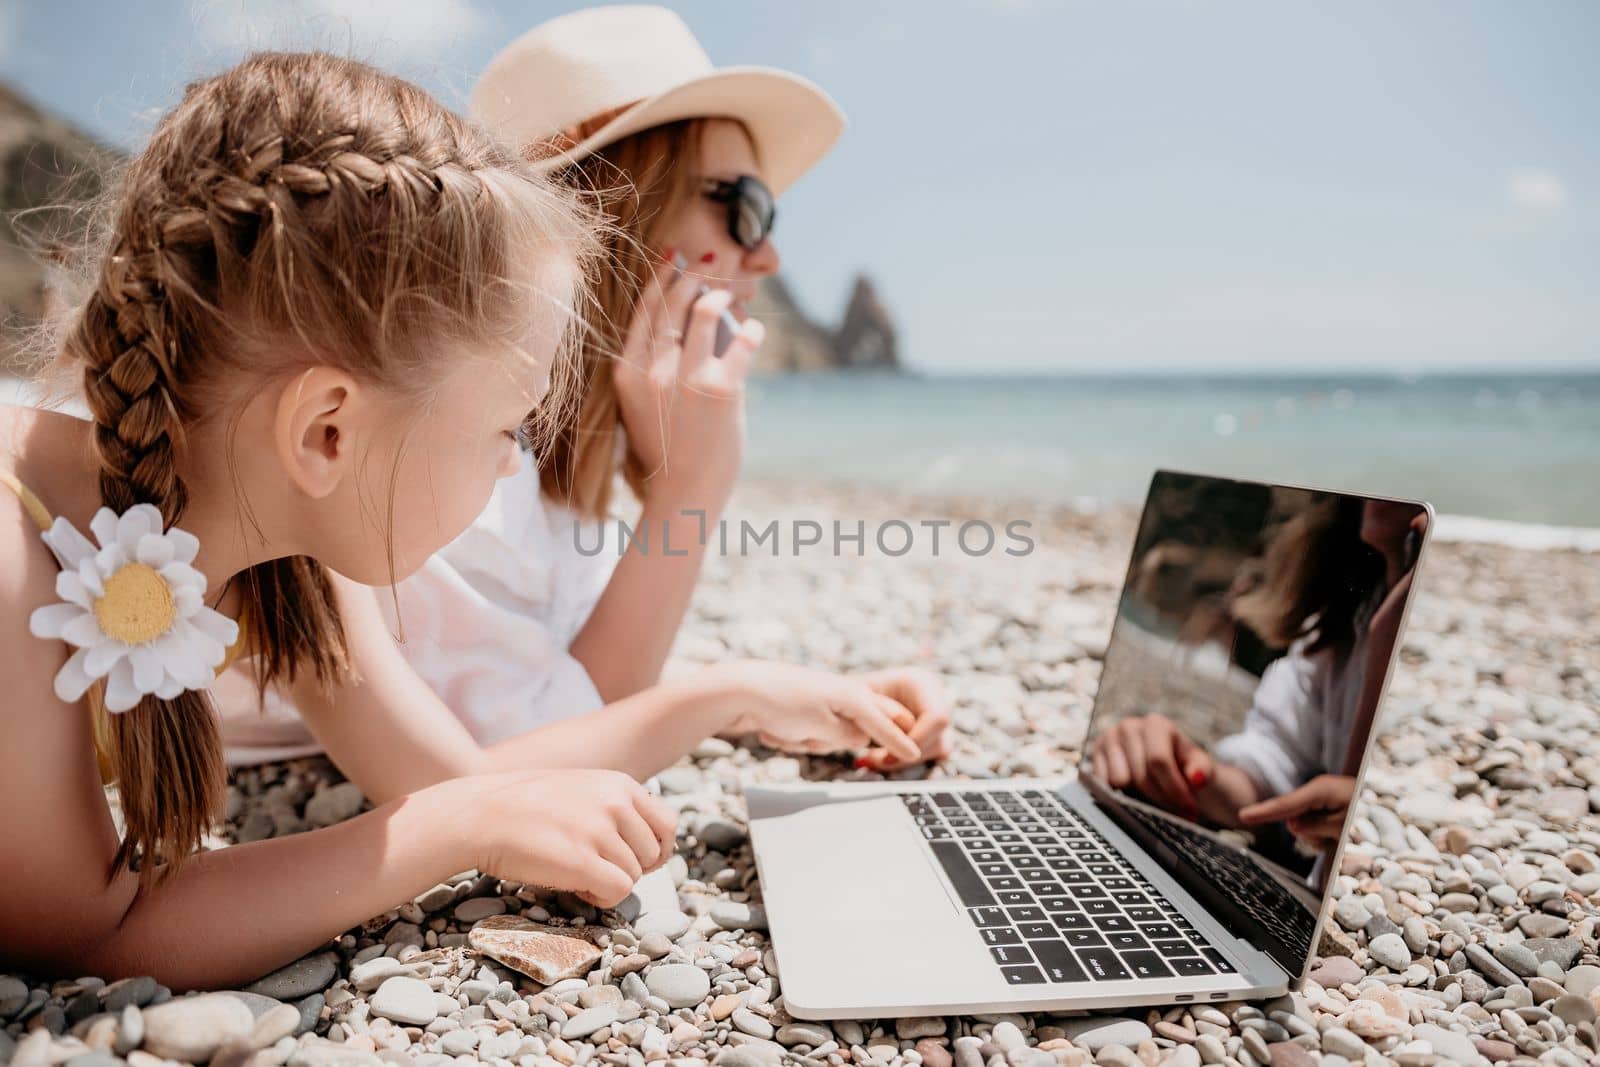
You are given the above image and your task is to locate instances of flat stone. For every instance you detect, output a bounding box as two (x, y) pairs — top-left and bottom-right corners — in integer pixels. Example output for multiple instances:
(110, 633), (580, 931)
(1309, 956), (1365, 989)
(249, 1003), (302, 1049)
(1321, 1028), (1367, 1059)
(64, 1054), (121, 1067)
(454, 896), (508, 923)
(348, 957), (410, 992)
(1369, 933), (1411, 971)
(1266, 1043), (1315, 1067)
(1566, 965), (1600, 997)
(220, 990), (283, 1019)
(712, 1051), (771, 1067)
(304, 782), (364, 827)
(1524, 937), (1581, 969)
(699, 820), (748, 852)
(286, 1042), (385, 1067)
(368, 976), (438, 1027)
(141, 994), (255, 1062)
(776, 1023), (832, 1047)
(709, 901), (767, 932)
(897, 1017), (946, 1039)
(1465, 943), (1521, 987)
(1162, 1047), (1200, 1067)
(1493, 942), (1540, 978)
(638, 932), (673, 959)
(1058, 1016), (1151, 1051)
(634, 910), (693, 941)
(730, 1008), (773, 1039)
(438, 1031), (478, 1056)
(990, 1021), (1026, 1051)
(645, 964), (710, 1009)
(1518, 914), (1571, 938)
(1412, 1023), (1478, 1064)
(1473, 1037), (1517, 1062)
(294, 994), (323, 1037)
(99, 977), (158, 1013)
(562, 1004), (619, 1040)
(243, 952), (339, 1001)
(1553, 994), (1596, 1025)
(467, 916), (602, 984)
(917, 1039), (953, 1067)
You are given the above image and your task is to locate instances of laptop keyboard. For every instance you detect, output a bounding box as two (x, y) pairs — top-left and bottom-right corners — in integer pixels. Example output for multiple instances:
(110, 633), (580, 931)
(904, 790), (1233, 986)
(1122, 803), (1317, 960)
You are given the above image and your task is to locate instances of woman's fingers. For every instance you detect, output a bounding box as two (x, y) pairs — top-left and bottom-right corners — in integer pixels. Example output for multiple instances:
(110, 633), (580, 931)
(621, 254), (678, 364)
(716, 317), (763, 384)
(838, 687), (920, 763)
(680, 287), (736, 380)
(1098, 726), (1132, 788)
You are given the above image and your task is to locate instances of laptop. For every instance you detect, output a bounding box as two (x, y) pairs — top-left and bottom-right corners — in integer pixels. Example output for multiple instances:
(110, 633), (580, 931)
(747, 470), (1432, 1019)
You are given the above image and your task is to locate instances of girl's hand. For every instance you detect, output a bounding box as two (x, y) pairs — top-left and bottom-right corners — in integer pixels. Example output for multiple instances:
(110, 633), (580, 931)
(465, 770), (678, 908)
(1237, 773), (1355, 847)
(1090, 714), (1215, 818)
(612, 252), (762, 512)
(854, 668), (954, 770)
(719, 662), (923, 764)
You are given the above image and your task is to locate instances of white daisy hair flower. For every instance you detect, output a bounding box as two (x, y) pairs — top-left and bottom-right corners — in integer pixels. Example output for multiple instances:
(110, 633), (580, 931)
(28, 503), (240, 713)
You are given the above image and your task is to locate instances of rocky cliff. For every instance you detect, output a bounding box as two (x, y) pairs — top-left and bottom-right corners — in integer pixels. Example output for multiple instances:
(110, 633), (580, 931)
(745, 273), (898, 374)
(0, 82), (108, 369)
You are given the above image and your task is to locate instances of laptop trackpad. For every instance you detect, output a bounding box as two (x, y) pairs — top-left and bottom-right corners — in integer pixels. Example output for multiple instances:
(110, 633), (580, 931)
(751, 795), (956, 919)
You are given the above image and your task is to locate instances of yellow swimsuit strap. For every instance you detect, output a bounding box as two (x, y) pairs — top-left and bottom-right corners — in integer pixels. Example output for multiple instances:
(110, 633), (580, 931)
(1, 469), (250, 783)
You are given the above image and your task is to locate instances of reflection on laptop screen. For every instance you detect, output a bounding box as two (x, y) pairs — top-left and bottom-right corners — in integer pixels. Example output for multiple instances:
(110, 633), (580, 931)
(1081, 470), (1427, 972)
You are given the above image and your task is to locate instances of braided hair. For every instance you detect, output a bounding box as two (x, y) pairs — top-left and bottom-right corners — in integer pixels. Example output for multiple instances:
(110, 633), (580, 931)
(57, 52), (596, 883)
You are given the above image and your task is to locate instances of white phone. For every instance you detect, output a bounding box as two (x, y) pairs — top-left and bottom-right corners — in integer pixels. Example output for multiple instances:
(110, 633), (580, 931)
(672, 252), (740, 358)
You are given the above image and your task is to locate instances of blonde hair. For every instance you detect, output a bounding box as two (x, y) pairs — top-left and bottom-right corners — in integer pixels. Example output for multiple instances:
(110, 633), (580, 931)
(50, 51), (596, 884)
(536, 118), (728, 519)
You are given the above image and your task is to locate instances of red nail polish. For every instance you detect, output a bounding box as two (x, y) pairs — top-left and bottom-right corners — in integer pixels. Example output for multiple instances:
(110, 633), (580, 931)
(699, 251), (716, 264)
(853, 757), (871, 770)
(1189, 769), (1207, 788)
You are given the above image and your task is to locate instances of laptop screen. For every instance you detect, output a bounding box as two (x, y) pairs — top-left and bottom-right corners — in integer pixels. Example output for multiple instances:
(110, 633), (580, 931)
(1080, 470), (1428, 976)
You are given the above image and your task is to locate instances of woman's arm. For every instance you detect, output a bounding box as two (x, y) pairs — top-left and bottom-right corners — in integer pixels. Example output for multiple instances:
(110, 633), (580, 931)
(295, 577), (920, 804)
(567, 496), (719, 701)
(293, 574), (746, 800)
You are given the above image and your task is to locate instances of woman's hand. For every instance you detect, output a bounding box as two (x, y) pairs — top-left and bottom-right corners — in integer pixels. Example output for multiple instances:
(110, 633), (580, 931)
(854, 668), (954, 770)
(612, 253), (763, 512)
(463, 770), (678, 909)
(717, 662), (923, 764)
(1090, 714), (1215, 818)
(1237, 773), (1355, 847)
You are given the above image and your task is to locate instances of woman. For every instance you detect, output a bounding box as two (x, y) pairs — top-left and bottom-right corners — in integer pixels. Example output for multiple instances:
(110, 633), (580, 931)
(218, 6), (951, 770)
(1090, 496), (1427, 861)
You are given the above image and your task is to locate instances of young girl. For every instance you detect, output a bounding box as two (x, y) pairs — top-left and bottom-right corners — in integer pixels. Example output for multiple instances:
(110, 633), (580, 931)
(217, 6), (952, 770)
(0, 51), (921, 986)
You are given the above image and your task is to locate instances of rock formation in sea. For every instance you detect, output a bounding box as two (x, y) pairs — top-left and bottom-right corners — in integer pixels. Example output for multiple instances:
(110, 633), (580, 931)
(744, 273), (899, 374)
(0, 81), (109, 370)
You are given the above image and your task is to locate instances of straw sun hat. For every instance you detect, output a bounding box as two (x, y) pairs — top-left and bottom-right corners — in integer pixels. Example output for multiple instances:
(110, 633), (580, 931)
(469, 5), (846, 194)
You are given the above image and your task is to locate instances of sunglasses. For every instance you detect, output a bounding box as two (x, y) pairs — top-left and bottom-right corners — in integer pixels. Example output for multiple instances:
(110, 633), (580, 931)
(700, 175), (776, 250)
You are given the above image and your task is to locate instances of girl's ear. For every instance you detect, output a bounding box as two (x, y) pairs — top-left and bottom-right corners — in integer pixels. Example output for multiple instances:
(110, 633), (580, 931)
(274, 366), (365, 500)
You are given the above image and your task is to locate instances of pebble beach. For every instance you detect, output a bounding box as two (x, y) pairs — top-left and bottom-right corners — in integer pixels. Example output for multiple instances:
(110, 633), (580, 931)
(3, 480), (1599, 1067)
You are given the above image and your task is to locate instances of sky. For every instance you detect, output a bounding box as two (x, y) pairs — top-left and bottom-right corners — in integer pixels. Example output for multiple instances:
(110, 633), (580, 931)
(2, 0), (1596, 374)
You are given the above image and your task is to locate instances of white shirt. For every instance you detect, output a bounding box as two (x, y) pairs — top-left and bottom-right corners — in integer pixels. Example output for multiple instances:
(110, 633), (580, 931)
(217, 451), (615, 763)
(1213, 599), (1378, 798)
